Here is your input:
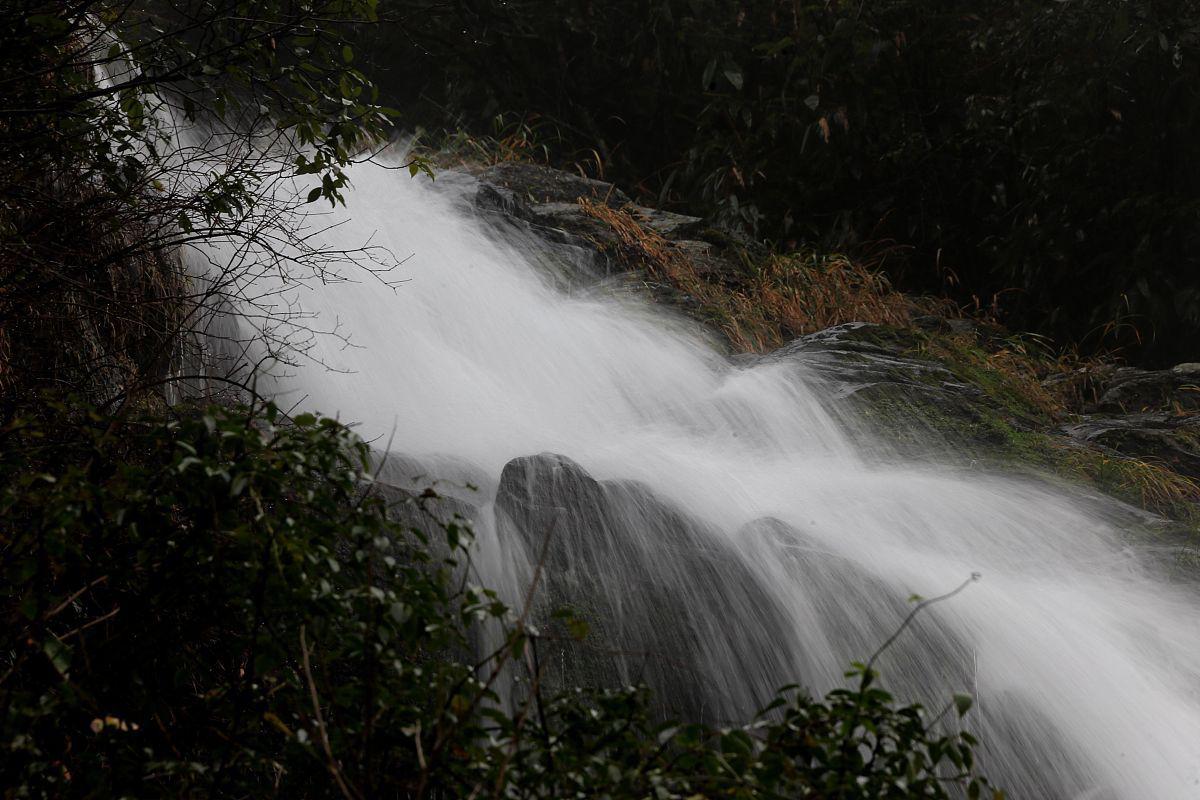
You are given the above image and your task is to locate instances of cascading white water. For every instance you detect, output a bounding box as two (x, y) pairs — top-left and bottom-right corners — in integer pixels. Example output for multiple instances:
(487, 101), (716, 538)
(196, 157), (1200, 798)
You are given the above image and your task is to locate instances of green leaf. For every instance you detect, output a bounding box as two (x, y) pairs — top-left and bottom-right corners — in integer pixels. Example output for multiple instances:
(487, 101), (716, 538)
(43, 638), (72, 677)
(721, 729), (754, 755)
(565, 616), (589, 641)
(26, 14), (68, 34)
(19, 594), (38, 620)
(722, 61), (744, 91)
(954, 693), (974, 717)
(306, 187), (323, 203)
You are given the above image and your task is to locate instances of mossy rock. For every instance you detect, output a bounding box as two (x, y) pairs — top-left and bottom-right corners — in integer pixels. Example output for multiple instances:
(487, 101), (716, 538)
(768, 323), (1200, 537)
(767, 323), (1032, 460)
(466, 159), (1200, 538)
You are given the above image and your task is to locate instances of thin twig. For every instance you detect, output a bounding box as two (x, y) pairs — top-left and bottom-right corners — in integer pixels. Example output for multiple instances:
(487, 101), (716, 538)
(299, 625), (362, 800)
(45, 575), (109, 619)
(56, 605), (120, 640)
(864, 572), (981, 679)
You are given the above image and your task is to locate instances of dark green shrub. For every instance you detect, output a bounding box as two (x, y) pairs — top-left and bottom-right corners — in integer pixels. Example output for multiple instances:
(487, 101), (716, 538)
(373, 0), (1200, 362)
(0, 401), (997, 798)
(0, 0), (426, 402)
(0, 401), (480, 795)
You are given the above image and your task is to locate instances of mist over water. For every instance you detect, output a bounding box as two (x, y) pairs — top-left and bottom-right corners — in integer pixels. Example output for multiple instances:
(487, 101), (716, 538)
(200, 159), (1200, 798)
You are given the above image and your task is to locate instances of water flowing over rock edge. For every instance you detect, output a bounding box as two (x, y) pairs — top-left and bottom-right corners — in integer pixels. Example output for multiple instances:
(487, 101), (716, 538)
(190, 151), (1200, 798)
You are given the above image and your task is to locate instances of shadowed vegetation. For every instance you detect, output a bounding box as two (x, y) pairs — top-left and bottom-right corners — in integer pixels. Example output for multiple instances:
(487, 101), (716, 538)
(370, 0), (1200, 365)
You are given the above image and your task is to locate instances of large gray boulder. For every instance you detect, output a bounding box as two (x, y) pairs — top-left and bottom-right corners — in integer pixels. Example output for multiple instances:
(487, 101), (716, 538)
(494, 452), (799, 722)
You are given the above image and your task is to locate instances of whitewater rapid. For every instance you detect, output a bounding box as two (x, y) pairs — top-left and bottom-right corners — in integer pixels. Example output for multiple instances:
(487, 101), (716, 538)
(196, 158), (1200, 799)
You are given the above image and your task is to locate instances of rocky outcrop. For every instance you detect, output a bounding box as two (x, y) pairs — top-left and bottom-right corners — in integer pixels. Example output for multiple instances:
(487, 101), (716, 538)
(368, 453), (489, 564)
(1061, 414), (1200, 480)
(764, 322), (1026, 457)
(1049, 364), (1200, 484)
(1080, 362), (1200, 415)
(461, 160), (1199, 532)
(494, 452), (799, 721)
(474, 162), (632, 208)
(472, 162), (751, 287)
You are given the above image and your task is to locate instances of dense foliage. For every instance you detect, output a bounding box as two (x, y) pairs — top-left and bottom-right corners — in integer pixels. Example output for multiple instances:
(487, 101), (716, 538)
(372, 0), (1200, 362)
(0, 403), (997, 798)
(0, 0), (409, 404)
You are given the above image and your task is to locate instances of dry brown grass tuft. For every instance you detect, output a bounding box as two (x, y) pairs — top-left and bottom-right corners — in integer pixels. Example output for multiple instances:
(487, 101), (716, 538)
(1064, 449), (1200, 519)
(578, 197), (779, 350)
(749, 252), (951, 339)
(985, 347), (1068, 418)
(578, 198), (949, 353)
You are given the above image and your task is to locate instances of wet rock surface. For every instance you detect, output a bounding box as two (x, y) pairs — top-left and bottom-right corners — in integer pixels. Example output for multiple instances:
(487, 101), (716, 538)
(766, 322), (1021, 455)
(494, 452), (799, 722)
(475, 162), (632, 208)
(1084, 363), (1200, 415)
(370, 453), (487, 562)
(471, 162), (748, 288)
(1045, 364), (1200, 496)
(464, 160), (1199, 527)
(738, 517), (1096, 799)
(1061, 414), (1200, 479)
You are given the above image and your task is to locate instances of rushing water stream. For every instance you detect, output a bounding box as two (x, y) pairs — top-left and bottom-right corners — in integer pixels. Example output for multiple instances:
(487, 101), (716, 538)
(197, 158), (1200, 798)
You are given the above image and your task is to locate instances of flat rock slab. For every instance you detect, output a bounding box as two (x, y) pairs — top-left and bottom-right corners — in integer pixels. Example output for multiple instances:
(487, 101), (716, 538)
(1062, 414), (1200, 480)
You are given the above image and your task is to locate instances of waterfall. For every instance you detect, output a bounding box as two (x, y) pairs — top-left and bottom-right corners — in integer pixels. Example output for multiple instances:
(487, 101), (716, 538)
(193, 157), (1200, 799)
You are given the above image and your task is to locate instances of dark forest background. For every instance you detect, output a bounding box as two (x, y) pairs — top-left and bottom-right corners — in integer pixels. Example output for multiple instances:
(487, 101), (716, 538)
(364, 0), (1200, 365)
